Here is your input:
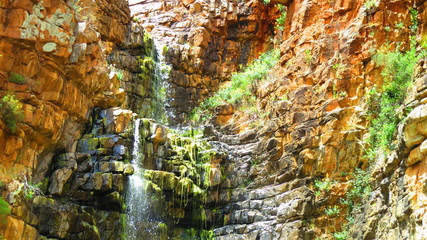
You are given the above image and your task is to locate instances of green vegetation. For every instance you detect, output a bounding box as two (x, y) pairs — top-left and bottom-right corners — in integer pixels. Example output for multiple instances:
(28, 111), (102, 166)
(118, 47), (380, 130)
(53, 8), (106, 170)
(0, 197), (10, 224)
(304, 50), (313, 65)
(340, 169), (371, 212)
(182, 228), (214, 240)
(8, 72), (26, 85)
(363, 0), (377, 11)
(367, 42), (419, 157)
(0, 94), (24, 133)
(333, 231), (348, 240)
(137, 56), (155, 79)
(314, 178), (334, 196)
(275, 4), (287, 31)
(190, 49), (280, 122)
(365, 8), (420, 157)
(325, 205), (340, 217)
(331, 169), (371, 239)
(262, 0), (270, 4)
(116, 69), (125, 81)
(395, 22), (404, 29)
(332, 63), (346, 79)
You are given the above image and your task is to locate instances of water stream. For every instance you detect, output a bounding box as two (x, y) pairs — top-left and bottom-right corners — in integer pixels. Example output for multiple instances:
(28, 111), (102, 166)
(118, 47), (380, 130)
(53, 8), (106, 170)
(126, 118), (151, 239)
(151, 41), (172, 125)
(126, 40), (172, 238)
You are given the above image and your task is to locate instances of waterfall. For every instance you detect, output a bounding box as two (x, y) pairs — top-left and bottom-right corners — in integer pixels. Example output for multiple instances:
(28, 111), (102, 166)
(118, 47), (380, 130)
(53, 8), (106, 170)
(126, 118), (168, 239)
(126, 118), (148, 239)
(152, 41), (173, 124)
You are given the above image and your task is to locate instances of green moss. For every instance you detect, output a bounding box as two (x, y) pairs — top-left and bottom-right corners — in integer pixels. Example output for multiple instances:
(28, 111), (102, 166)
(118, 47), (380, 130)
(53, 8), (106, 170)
(0, 94), (24, 133)
(0, 197), (10, 224)
(143, 32), (154, 55)
(8, 72), (26, 85)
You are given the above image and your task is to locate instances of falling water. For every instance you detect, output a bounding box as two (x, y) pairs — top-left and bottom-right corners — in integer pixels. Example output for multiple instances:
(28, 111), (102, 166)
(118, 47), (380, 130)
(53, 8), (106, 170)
(125, 32), (173, 239)
(151, 41), (173, 124)
(126, 118), (149, 239)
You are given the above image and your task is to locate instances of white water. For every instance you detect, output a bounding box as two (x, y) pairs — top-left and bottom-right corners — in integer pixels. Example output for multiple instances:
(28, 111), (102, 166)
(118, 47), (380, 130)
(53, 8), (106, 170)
(126, 118), (151, 239)
(152, 40), (173, 124)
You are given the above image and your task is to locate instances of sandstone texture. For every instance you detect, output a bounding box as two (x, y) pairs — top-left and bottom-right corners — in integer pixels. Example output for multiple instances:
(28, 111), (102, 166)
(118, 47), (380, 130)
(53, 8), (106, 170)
(2, 0), (427, 239)
(130, 0), (277, 124)
(0, 0), (132, 182)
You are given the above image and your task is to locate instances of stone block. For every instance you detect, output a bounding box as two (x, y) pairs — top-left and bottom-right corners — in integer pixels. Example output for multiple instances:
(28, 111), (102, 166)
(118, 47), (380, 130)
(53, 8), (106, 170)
(113, 145), (128, 159)
(77, 138), (99, 154)
(49, 168), (74, 196)
(99, 135), (119, 148)
(98, 161), (124, 173)
(97, 148), (113, 156)
(82, 173), (103, 191)
(113, 174), (124, 193)
(101, 173), (113, 191)
(124, 164), (134, 175)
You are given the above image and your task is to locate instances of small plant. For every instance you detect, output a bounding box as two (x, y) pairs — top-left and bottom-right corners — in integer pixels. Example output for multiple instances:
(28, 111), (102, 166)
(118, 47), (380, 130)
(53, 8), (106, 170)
(364, 0), (377, 11)
(0, 197), (10, 224)
(367, 42), (419, 155)
(8, 72), (26, 85)
(275, 4), (287, 31)
(384, 26), (391, 32)
(115, 69), (124, 81)
(314, 178), (334, 196)
(0, 94), (24, 133)
(190, 49), (279, 123)
(395, 22), (404, 29)
(332, 63), (346, 79)
(162, 45), (169, 55)
(11, 175), (44, 201)
(334, 230), (348, 240)
(410, 8), (418, 33)
(262, 0), (270, 4)
(340, 169), (371, 211)
(304, 50), (313, 65)
(325, 205), (340, 217)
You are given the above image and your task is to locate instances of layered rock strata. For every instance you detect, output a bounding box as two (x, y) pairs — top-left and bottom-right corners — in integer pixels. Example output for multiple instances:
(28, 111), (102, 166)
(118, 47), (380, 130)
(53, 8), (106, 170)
(0, 0), (131, 182)
(129, 0), (278, 124)
(0, 107), (135, 239)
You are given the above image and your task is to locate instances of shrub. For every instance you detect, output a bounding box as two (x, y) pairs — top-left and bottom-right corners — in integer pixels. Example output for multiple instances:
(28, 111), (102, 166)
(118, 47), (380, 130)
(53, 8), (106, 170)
(0, 94), (24, 133)
(325, 205), (340, 217)
(116, 69), (124, 81)
(8, 72), (26, 85)
(340, 169), (371, 211)
(190, 49), (279, 122)
(275, 4), (287, 31)
(366, 44), (419, 156)
(334, 230), (348, 240)
(314, 178), (334, 196)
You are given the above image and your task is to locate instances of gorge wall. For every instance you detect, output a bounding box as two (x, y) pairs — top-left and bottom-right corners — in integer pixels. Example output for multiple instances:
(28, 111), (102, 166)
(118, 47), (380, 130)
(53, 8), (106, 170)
(2, 0), (427, 239)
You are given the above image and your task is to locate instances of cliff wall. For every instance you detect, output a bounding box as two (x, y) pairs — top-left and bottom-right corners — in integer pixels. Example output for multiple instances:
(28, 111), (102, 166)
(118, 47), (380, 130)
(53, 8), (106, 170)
(2, 0), (427, 239)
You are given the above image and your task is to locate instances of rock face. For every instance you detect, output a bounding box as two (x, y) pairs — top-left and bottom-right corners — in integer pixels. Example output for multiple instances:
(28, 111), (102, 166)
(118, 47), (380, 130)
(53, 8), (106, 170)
(130, 0), (277, 124)
(3, 0), (427, 239)
(0, 107), (134, 239)
(0, 0), (131, 182)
